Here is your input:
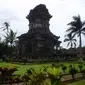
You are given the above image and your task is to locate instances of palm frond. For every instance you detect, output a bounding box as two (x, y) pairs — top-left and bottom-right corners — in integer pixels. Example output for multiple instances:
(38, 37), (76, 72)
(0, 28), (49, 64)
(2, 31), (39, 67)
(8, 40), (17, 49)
(82, 21), (85, 27)
(81, 27), (85, 31)
(72, 32), (76, 38)
(66, 26), (75, 32)
(0, 27), (4, 29)
(4, 22), (10, 27)
(73, 15), (80, 21)
(72, 39), (76, 42)
(3, 29), (17, 46)
(64, 38), (69, 42)
(66, 15), (84, 49)
(73, 42), (76, 48)
(67, 21), (76, 26)
(67, 42), (70, 47)
(64, 34), (69, 37)
(71, 29), (79, 36)
(71, 15), (83, 30)
(8, 29), (17, 45)
(64, 31), (76, 48)
(82, 32), (85, 36)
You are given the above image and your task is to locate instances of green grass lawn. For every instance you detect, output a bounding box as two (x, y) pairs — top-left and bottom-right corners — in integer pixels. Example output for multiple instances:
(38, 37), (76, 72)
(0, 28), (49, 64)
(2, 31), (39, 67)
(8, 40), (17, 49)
(0, 62), (85, 75)
(66, 80), (85, 85)
(0, 62), (53, 75)
(0, 62), (85, 85)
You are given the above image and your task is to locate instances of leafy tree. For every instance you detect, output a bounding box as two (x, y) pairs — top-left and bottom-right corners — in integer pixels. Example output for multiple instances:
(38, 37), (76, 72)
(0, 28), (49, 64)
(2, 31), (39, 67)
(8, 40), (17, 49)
(0, 22), (18, 47)
(69, 66), (78, 80)
(3, 29), (17, 56)
(0, 22), (10, 32)
(0, 22), (10, 45)
(4, 29), (17, 47)
(64, 33), (76, 48)
(0, 22), (17, 57)
(66, 15), (85, 61)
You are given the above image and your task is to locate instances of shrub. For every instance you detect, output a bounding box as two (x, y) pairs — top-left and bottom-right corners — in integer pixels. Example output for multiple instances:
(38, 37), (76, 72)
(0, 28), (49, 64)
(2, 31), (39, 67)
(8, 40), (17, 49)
(22, 68), (35, 83)
(61, 66), (67, 73)
(22, 74), (30, 83)
(78, 64), (83, 71)
(69, 64), (72, 68)
(69, 66), (78, 80)
(26, 68), (35, 75)
(0, 66), (17, 83)
(11, 75), (22, 83)
(22, 67), (63, 85)
(48, 73), (62, 85)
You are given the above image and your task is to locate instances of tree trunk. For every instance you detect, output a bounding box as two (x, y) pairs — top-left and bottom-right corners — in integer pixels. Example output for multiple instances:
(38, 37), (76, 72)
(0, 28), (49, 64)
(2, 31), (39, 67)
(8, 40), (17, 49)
(11, 43), (13, 56)
(79, 32), (83, 63)
(72, 74), (75, 80)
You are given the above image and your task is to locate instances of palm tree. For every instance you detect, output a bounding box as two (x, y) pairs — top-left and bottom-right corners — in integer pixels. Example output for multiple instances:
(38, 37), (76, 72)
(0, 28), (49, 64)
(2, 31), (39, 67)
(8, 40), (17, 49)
(64, 33), (76, 48)
(1, 22), (10, 32)
(66, 15), (85, 61)
(4, 29), (17, 47)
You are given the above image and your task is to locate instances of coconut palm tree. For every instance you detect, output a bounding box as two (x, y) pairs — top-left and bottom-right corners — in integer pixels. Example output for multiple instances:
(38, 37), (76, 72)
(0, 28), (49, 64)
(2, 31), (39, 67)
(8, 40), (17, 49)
(64, 33), (76, 48)
(4, 29), (17, 47)
(0, 22), (10, 32)
(66, 15), (85, 61)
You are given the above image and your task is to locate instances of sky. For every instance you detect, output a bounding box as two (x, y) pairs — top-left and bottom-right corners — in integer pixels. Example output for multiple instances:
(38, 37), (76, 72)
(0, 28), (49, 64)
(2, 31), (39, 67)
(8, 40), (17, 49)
(0, 0), (85, 48)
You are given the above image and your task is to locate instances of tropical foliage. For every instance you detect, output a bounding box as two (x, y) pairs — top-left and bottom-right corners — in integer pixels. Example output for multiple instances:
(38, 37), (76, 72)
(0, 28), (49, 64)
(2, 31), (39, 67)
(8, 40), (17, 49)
(1, 22), (10, 31)
(0, 22), (18, 56)
(64, 33), (76, 48)
(4, 29), (17, 47)
(66, 15), (85, 61)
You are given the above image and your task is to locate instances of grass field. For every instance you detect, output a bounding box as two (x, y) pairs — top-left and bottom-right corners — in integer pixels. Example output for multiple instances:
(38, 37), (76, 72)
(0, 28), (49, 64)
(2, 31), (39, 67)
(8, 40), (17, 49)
(0, 62), (85, 75)
(0, 62), (85, 85)
(0, 62), (52, 75)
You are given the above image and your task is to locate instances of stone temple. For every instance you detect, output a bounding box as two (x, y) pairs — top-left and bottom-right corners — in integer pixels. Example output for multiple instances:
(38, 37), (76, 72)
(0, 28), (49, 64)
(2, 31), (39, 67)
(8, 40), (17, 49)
(18, 4), (61, 58)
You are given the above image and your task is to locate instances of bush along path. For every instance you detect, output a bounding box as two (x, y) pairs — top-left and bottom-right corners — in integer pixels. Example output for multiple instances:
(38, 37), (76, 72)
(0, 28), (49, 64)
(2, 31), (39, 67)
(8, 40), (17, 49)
(0, 66), (17, 84)
(0, 63), (85, 85)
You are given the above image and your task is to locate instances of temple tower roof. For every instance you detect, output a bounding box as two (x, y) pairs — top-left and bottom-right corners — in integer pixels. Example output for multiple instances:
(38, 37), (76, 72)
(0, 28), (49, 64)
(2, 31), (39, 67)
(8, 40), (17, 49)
(26, 4), (52, 22)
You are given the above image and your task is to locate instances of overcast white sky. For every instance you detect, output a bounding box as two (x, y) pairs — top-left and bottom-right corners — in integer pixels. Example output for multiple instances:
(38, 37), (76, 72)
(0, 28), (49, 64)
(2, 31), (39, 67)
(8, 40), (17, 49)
(0, 0), (85, 48)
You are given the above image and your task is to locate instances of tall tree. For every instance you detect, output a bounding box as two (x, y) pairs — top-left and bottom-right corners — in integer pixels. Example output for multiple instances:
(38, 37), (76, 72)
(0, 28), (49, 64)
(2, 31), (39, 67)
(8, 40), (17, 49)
(4, 29), (17, 47)
(0, 22), (18, 56)
(1, 22), (17, 46)
(66, 15), (85, 61)
(64, 33), (76, 48)
(1, 22), (10, 32)
(0, 22), (10, 45)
